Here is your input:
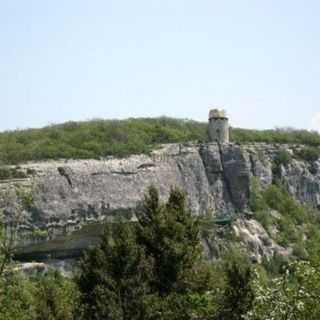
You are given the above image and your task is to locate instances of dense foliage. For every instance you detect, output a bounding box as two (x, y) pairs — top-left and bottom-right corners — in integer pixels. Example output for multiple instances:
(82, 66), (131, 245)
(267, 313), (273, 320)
(0, 268), (78, 320)
(2, 186), (320, 319)
(0, 117), (320, 164)
(76, 223), (151, 320)
(230, 127), (320, 146)
(0, 118), (207, 164)
(245, 261), (320, 320)
(295, 146), (320, 163)
(250, 179), (320, 264)
(135, 187), (202, 296)
(76, 187), (214, 320)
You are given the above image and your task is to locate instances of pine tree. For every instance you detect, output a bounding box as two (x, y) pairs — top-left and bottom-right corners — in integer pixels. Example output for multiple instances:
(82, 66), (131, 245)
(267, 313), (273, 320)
(76, 186), (209, 320)
(136, 186), (201, 296)
(215, 261), (254, 320)
(76, 223), (151, 320)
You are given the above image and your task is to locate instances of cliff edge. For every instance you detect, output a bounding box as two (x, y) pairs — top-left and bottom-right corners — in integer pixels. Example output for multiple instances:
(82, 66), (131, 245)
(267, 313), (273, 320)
(1, 142), (319, 263)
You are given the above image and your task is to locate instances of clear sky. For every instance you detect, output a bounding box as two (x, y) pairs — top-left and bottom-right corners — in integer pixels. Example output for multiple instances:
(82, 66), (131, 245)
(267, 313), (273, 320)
(1, 0), (320, 131)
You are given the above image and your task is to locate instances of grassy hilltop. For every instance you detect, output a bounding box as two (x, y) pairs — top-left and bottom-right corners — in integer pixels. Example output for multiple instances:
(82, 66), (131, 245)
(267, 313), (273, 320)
(0, 117), (320, 164)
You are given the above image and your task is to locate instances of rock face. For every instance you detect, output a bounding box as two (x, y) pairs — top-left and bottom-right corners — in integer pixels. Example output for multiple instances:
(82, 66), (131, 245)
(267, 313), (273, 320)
(0, 142), (319, 262)
(233, 219), (291, 263)
(282, 159), (320, 209)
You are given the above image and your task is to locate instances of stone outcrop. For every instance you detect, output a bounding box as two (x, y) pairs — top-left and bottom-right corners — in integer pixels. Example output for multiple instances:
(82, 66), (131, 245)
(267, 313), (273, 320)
(281, 159), (320, 209)
(0, 142), (319, 262)
(233, 218), (291, 263)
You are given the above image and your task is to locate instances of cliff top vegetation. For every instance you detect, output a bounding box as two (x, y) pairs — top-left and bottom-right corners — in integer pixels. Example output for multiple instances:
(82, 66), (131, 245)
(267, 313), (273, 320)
(0, 117), (319, 164)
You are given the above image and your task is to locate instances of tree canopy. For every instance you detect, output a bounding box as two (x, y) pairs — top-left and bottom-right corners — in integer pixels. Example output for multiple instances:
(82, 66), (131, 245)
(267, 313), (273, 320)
(0, 117), (319, 164)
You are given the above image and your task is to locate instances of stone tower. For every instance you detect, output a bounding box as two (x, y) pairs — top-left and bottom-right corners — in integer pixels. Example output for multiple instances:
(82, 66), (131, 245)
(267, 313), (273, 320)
(208, 109), (229, 143)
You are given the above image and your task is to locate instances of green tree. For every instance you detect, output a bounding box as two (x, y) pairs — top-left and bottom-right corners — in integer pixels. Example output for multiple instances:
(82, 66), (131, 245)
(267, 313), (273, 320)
(77, 187), (211, 320)
(76, 223), (151, 320)
(272, 150), (292, 180)
(215, 260), (254, 320)
(32, 270), (78, 320)
(0, 273), (36, 320)
(0, 190), (23, 277)
(245, 261), (320, 320)
(136, 186), (202, 296)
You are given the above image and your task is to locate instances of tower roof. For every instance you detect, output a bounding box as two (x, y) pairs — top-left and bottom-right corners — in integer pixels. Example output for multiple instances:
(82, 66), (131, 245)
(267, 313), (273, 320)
(209, 109), (227, 119)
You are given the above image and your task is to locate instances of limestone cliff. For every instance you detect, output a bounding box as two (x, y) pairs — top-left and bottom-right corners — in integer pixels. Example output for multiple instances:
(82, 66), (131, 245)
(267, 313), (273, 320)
(0, 142), (319, 263)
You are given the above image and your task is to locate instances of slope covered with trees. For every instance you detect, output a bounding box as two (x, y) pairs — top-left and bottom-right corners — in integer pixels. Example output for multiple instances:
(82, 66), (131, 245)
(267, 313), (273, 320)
(0, 117), (319, 164)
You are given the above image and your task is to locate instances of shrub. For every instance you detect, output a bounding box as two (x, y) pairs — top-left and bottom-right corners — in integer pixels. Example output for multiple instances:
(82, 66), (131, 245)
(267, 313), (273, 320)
(0, 274), (35, 320)
(249, 178), (267, 212)
(31, 270), (78, 320)
(0, 167), (27, 180)
(272, 150), (292, 180)
(296, 146), (320, 163)
(246, 261), (320, 320)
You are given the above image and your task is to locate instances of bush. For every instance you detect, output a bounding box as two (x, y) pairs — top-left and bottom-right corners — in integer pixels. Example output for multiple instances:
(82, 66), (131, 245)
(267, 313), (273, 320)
(261, 254), (289, 276)
(0, 274), (35, 320)
(249, 182), (320, 262)
(31, 270), (78, 320)
(0, 167), (27, 180)
(247, 261), (320, 320)
(296, 146), (320, 163)
(249, 178), (268, 212)
(272, 150), (292, 179)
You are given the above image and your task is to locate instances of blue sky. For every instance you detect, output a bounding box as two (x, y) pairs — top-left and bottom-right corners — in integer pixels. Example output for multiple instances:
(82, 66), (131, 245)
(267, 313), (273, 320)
(1, 0), (320, 131)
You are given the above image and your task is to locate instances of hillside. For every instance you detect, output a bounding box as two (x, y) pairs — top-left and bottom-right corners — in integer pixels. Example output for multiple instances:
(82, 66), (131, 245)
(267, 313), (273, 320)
(0, 117), (320, 164)
(1, 123), (320, 319)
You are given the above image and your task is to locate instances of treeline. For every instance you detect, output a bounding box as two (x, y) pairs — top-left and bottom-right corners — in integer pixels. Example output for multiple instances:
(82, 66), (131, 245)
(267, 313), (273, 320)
(0, 117), (320, 164)
(230, 127), (320, 146)
(0, 118), (207, 164)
